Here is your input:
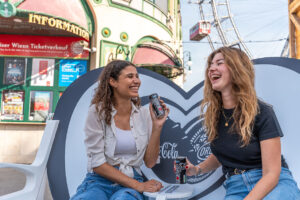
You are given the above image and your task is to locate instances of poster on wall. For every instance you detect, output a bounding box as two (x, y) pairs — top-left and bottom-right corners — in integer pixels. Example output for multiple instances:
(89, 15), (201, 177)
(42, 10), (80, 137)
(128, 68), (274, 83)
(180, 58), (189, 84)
(31, 58), (55, 86)
(1, 90), (24, 120)
(29, 91), (53, 121)
(58, 60), (87, 87)
(3, 58), (26, 85)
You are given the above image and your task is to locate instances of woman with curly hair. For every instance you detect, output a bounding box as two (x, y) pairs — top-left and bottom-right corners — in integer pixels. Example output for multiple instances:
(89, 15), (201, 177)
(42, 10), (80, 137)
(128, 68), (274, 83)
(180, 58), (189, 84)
(71, 60), (169, 200)
(186, 47), (300, 199)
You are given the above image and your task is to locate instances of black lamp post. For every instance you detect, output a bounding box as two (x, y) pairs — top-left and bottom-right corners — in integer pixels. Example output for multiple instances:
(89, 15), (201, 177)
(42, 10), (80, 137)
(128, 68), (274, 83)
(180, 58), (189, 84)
(183, 51), (192, 72)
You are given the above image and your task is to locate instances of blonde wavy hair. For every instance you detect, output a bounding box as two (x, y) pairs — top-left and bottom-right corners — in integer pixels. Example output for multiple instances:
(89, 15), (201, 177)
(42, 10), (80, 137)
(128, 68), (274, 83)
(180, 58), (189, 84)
(201, 47), (258, 146)
(91, 60), (140, 125)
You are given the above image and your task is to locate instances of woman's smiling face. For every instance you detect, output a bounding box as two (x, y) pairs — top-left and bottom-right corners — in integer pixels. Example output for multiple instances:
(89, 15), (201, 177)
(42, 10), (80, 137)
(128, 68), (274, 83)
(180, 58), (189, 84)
(110, 65), (141, 99)
(208, 52), (232, 93)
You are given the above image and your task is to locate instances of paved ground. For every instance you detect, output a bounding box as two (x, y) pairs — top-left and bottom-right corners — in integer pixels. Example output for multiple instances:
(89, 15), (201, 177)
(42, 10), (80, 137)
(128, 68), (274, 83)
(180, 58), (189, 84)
(0, 168), (52, 200)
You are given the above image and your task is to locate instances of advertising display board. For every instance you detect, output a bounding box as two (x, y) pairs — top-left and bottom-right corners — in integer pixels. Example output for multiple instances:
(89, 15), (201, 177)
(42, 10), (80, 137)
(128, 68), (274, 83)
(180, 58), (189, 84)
(31, 58), (55, 86)
(29, 91), (53, 121)
(1, 90), (24, 120)
(48, 58), (300, 200)
(3, 58), (26, 85)
(0, 35), (89, 59)
(58, 60), (87, 87)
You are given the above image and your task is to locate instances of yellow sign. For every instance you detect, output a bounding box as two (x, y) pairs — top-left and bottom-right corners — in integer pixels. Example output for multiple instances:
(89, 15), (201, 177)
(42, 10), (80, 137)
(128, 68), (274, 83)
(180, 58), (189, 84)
(28, 13), (89, 41)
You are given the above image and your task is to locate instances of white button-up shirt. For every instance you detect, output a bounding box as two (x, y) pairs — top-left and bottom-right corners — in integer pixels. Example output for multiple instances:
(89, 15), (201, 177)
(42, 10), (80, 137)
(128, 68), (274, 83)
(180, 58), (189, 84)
(84, 103), (152, 178)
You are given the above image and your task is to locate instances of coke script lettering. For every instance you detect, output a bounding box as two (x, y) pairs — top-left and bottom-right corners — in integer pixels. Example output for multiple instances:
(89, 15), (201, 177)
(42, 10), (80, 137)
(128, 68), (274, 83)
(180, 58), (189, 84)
(160, 142), (178, 159)
(197, 142), (211, 161)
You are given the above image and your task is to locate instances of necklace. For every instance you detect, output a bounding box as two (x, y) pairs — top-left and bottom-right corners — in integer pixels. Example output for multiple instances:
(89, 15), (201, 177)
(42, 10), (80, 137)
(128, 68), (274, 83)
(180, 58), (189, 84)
(222, 109), (233, 127)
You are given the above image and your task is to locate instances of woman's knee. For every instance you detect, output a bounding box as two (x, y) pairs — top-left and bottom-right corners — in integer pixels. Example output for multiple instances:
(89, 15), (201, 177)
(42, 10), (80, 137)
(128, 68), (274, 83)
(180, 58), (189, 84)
(71, 189), (109, 200)
(224, 195), (244, 200)
(110, 188), (144, 200)
(70, 184), (109, 200)
(264, 182), (300, 200)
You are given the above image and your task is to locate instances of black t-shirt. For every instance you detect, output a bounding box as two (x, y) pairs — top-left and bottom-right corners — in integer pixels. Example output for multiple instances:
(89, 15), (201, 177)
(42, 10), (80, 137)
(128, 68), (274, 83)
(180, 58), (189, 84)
(210, 100), (286, 174)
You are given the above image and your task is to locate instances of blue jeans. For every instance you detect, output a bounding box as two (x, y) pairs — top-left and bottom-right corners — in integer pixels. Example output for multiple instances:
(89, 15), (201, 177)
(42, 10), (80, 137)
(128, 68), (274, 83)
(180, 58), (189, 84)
(70, 169), (145, 200)
(223, 167), (300, 200)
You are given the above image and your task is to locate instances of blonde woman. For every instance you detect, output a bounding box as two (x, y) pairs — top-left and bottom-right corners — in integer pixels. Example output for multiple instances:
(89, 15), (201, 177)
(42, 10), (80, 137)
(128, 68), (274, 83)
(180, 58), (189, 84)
(186, 47), (300, 199)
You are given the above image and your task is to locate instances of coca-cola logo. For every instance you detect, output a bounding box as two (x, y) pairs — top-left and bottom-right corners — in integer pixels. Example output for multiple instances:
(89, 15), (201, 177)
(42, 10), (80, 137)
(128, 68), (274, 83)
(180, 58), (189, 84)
(150, 116), (214, 184)
(183, 119), (214, 183)
(189, 124), (211, 162)
(160, 142), (178, 159)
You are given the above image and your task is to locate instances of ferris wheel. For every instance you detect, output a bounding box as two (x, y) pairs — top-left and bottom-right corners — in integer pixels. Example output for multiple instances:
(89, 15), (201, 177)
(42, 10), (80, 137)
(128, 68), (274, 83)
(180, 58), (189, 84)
(187, 0), (289, 59)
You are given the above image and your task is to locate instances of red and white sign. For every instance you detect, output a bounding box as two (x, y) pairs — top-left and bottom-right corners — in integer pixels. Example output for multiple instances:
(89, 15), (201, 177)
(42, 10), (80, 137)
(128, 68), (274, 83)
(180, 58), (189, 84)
(0, 34), (89, 59)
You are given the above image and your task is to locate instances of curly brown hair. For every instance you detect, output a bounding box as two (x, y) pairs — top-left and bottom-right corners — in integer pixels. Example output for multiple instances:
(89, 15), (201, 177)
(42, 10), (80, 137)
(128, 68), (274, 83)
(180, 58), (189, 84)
(91, 60), (141, 125)
(201, 47), (258, 146)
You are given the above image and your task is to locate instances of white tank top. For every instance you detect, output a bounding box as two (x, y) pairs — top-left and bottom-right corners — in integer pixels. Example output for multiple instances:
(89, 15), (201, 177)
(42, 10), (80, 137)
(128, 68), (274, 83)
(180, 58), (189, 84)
(114, 127), (137, 157)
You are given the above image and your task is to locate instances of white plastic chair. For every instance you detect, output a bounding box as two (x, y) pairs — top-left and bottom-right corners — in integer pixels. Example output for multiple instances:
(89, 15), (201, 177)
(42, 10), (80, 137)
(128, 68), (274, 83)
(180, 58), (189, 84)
(0, 120), (59, 200)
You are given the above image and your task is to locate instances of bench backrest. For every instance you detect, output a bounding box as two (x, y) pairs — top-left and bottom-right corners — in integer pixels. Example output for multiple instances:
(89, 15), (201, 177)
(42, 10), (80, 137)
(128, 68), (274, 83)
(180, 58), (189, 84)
(48, 57), (300, 200)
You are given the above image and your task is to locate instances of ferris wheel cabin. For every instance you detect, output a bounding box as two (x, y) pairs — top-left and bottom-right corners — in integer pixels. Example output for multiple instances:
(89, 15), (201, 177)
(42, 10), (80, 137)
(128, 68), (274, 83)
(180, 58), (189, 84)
(190, 21), (211, 41)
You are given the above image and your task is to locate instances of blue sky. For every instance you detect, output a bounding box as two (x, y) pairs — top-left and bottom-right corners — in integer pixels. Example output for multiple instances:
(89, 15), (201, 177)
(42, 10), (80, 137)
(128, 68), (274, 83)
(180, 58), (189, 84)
(181, 0), (289, 91)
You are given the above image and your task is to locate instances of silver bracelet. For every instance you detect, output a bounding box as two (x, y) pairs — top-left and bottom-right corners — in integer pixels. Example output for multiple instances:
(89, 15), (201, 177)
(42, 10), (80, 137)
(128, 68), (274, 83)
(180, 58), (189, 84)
(195, 165), (202, 175)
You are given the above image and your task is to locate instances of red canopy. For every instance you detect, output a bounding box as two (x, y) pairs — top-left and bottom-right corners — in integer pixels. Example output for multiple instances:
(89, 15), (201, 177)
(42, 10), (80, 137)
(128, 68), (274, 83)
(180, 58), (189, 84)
(11, 0), (88, 29)
(132, 47), (175, 65)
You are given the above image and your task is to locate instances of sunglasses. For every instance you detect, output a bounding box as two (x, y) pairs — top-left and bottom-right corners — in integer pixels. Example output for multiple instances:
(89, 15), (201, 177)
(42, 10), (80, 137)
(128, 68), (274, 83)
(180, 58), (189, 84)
(228, 43), (241, 50)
